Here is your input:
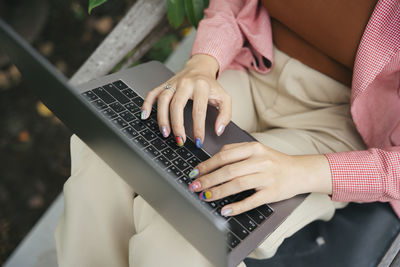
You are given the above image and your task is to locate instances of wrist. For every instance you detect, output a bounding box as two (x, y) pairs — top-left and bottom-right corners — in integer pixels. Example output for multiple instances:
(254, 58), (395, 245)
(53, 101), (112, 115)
(294, 154), (333, 195)
(185, 54), (219, 78)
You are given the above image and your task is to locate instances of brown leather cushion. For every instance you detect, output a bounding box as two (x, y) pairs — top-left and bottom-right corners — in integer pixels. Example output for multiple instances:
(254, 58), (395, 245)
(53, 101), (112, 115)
(262, 0), (378, 86)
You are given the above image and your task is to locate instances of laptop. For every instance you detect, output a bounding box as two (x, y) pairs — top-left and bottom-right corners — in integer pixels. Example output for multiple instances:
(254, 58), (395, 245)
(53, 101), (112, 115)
(0, 18), (305, 267)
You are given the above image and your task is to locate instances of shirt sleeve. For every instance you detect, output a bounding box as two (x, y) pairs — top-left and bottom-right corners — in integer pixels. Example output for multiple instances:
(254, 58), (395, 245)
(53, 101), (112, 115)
(190, 0), (247, 74)
(325, 147), (400, 202)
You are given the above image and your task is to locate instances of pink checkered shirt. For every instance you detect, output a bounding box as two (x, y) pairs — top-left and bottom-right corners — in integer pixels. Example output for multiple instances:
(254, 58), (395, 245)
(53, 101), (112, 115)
(191, 0), (400, 216)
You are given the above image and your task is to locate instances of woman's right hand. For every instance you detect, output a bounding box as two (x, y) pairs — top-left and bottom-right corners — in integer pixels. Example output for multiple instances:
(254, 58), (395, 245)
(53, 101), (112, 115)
(141, 54), (232, 148)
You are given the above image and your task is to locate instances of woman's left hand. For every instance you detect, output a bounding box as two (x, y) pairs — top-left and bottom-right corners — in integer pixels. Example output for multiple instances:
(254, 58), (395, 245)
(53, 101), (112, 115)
(188, 142), (333, 217)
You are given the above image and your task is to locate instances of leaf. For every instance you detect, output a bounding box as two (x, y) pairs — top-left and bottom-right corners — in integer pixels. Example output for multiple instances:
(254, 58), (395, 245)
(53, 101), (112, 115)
(88, 0), (108, 14)
(167, 0), (185, 29)
(184, 0), (205, 28)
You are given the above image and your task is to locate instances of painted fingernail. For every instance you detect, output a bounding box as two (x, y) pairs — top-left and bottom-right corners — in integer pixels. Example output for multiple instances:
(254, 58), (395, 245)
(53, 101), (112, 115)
(195, 138), (202, 149)
(140, 110), (147, 120)
(188, 180), (201, 192)
(189, 168), (199, 179)
(161, 126), (169, 138)
(221, 208), (232, 217)
(176, 136), (184, 147)
(217, 124), (225, 136)
(199, 191), (212, 200)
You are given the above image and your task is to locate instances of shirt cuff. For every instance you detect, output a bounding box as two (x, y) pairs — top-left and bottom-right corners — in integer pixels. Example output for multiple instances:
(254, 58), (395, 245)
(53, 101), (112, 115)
(325, 150), (384, 202)
(191, 18), (244, 75)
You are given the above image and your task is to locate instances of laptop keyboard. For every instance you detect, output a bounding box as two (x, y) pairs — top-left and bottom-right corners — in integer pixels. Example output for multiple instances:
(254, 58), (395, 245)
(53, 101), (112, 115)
(81, 80), (274, 250)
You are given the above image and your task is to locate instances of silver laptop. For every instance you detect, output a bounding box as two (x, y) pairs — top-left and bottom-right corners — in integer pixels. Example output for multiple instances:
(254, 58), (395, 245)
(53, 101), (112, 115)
(0, 18), (305, 267)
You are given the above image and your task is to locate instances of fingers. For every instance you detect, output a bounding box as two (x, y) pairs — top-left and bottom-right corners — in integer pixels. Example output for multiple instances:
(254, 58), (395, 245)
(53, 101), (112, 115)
(192, 81), (210, 148)
(141, 84), (165, 119)
(193, 142), (254, 177)
(170, 81), (192, 146)
(189, 157), (263, 193)
(198, 174), (264, 202)
(157, 88), (175, 138)
(221, 191), (267, 216)
(215, 94), (232, 136)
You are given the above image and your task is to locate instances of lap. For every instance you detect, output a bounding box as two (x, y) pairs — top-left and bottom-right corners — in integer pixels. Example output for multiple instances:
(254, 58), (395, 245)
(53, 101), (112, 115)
(56, 48), (366, 266)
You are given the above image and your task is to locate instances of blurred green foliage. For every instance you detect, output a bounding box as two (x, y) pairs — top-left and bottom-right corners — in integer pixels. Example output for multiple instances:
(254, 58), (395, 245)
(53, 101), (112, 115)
(88, 0), (209, 28)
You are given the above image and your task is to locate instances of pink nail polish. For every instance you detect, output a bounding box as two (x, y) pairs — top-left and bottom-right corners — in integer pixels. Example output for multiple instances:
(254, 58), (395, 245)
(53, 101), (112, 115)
(217, 124), (225, 136)
(189, 181), (201, 192)
(161, 126), (169, 138)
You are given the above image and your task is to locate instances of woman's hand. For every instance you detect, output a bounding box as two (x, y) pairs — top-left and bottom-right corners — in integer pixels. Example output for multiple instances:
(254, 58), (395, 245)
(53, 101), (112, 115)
(187, 142), (333, 216)
(141, 54), (232, 148)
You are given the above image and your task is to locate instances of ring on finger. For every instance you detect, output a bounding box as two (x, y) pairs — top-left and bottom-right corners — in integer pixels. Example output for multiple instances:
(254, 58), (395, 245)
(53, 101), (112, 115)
(164, 83), (176, 93)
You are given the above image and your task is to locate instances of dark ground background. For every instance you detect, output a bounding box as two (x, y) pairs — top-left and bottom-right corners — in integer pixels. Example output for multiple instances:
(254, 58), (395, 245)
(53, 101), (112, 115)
(0, 0), (184, 263)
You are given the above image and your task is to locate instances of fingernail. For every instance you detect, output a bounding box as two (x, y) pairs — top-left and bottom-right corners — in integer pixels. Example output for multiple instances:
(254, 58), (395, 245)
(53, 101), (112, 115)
(195, 138), (202, 149)
(140, 110), (147, 120)
(217, 124), (225, 136)
(161, 126), (169, 138)
(176, 136), (184, 147)
(199, 191), (212, 200)
(221, 208), (232, 217)
(188, 180), (201, 192)
(189, 168), (199, 179)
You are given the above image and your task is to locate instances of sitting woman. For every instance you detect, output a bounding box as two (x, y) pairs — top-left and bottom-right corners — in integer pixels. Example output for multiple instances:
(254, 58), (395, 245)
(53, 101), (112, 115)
(55, 0), (400, 266)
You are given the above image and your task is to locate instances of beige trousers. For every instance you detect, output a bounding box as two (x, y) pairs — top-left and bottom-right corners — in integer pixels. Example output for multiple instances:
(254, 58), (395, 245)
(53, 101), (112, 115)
(55, 48), (365, 267)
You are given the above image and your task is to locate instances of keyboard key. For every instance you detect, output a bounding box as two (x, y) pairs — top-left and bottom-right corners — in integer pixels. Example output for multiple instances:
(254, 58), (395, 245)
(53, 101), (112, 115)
(183, 168), (191, 178)
(112, 117), (128, 129)
(165, 138), (180, 150)
(172, 158), (189, 171)
(187, 157), (200, 168)
(150, 138), (167, 151)
(218, 198), (231, 207)
(228, 218), (249, 240)
(133, 136), (149, 148)
(166, 165), (183, 178)
(246, 209), (266, 225)
(234, 213), (257, 232)
(208, 201), (218, 209)
(177, 176), (191, 186)
(120, 111), (136, 122)
(192, 148), (210, 161)
(101, 108), (118, 119)
(150, 108), (158, 119)
(162, 148), (178, 161)
(122, 88), (138, 99)
(256, 205), (273, 218)
(140, 129), (156, 141)
(132, 96), (144, 107)
(227, 231), (240, 249)
(130, 120), (146, 131)
(104, 84), (130, 104)
(113, 80), (128, 90)
(125, 103), (140, 113)
(184, 139), (210, 161)
(176, 147), (193, 160)
(91, 99), (107, 110)
(154, 155), (171, 168)
(143, 145), (160, 158)
(110, 102), (126, 113)
(93, 87), (115, 104)
(122, 126), (138, 139)
(82, 90), (98, 101)
(144, 119), (158, 131)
